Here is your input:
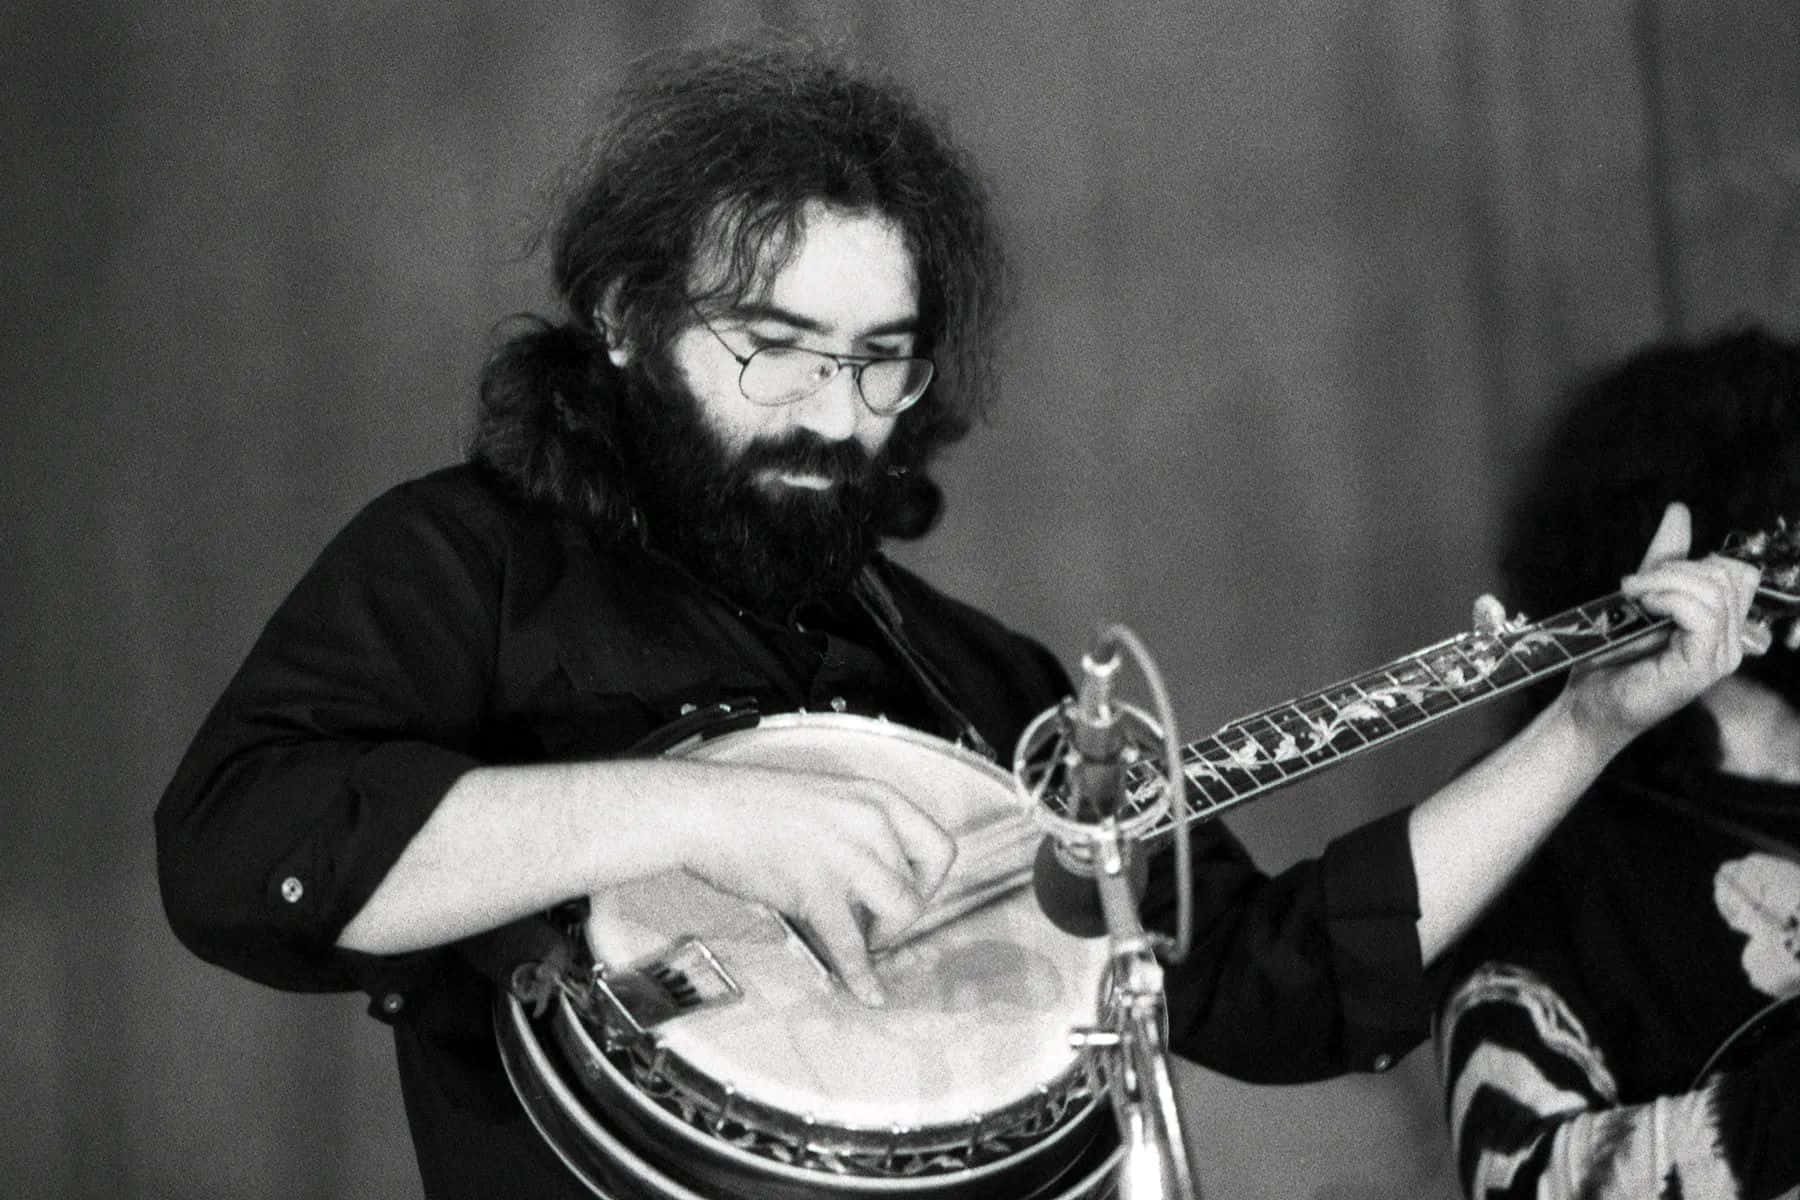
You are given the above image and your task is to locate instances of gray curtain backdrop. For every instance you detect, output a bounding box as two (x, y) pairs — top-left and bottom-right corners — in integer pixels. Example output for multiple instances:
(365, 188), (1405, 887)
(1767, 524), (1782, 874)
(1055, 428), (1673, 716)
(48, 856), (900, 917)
(7, 2), (1798, 1197)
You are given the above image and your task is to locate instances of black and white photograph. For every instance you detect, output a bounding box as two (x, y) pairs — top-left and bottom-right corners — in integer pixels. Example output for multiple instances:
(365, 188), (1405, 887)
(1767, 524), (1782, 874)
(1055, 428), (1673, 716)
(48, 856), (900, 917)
(9, 4), (1799, 1198)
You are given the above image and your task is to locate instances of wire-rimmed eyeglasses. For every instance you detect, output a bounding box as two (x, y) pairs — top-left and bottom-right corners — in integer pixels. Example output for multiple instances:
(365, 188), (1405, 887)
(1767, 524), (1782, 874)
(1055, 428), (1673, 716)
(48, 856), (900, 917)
(691, 308), (935, 417)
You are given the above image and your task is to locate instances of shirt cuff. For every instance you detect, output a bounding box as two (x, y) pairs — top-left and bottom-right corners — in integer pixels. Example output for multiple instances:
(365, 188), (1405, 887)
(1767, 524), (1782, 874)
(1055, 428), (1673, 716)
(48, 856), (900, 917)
(1320, 804), (1429, 1070)
(263, 739), (480, 955)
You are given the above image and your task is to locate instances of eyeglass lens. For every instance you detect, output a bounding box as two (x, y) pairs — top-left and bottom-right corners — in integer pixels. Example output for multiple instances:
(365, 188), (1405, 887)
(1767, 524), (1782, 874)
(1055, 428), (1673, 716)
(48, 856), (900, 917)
(742, 347), (932, 413)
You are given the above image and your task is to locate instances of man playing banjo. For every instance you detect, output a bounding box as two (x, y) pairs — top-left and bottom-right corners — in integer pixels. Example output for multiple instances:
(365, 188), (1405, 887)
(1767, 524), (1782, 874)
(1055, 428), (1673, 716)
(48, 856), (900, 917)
(156, 39), (1767, 1199)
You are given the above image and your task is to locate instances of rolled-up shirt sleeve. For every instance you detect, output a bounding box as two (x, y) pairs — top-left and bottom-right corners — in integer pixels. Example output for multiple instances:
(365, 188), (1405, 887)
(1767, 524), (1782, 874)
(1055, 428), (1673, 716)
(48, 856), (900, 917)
(1155, 804), (1427, 1081)
(155, 481), (501, 1009)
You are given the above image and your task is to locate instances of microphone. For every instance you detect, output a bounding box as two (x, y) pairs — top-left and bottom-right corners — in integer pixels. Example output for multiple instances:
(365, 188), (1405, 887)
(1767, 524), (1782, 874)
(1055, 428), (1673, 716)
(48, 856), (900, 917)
(1031, 835), (1150, 938)
(1028, 634), (1151, 937)
(1068, 641), (1126, 820)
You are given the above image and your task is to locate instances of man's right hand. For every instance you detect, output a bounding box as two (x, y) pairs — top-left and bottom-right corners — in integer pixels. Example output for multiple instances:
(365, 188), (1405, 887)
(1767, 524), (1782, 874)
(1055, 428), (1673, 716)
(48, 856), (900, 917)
(653, 762), (959, 1007)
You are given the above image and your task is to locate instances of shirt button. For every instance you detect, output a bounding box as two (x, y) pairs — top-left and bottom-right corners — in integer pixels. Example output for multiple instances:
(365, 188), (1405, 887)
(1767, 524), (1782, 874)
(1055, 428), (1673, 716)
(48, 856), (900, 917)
(1371, 1053), (1394, 1072)
(279, 876), (305, 903)
(380, 992), (405, 1015)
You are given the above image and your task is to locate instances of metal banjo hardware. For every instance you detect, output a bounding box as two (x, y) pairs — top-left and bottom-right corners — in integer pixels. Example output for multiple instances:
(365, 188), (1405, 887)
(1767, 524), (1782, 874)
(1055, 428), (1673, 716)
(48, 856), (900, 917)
(497, 712), (1126, 1199)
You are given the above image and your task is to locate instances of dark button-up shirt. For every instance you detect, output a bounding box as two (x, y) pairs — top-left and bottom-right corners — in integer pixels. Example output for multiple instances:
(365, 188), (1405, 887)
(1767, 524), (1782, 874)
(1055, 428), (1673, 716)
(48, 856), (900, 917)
(156, 464), (1426, 1197)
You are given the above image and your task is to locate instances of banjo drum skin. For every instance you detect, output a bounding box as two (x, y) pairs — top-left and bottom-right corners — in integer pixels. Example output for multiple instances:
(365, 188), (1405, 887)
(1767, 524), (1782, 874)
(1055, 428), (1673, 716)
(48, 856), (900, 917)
(496, 713), (1123, 1199)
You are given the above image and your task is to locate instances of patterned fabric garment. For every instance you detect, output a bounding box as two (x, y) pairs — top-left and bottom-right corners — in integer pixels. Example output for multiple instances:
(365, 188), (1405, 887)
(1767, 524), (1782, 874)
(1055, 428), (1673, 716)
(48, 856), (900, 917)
(1434, 757), (1800, 1200)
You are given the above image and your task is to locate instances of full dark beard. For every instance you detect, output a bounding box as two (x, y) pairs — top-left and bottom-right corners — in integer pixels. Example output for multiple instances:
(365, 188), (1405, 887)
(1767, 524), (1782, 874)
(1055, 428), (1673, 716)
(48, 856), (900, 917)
(614, 362), (899, 616)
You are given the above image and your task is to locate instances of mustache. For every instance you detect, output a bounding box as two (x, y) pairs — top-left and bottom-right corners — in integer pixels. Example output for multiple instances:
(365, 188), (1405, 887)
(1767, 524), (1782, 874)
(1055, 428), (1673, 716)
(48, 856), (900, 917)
(735, 433), (878, 483)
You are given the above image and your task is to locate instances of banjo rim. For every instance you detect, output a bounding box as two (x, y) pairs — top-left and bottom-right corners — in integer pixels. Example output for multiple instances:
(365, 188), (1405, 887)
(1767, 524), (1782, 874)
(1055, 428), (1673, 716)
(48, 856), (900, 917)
(506, 711), (1116, 1194)
(549, 981), (1108, 1190)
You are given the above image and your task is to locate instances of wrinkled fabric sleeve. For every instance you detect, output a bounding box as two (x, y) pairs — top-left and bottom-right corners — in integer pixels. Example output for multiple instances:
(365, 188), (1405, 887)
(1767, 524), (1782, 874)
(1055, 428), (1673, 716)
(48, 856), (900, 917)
(1438, 962), (1800, 1200)
(155, 481), (501, 1011)
(1153, 804), (1428, 1081)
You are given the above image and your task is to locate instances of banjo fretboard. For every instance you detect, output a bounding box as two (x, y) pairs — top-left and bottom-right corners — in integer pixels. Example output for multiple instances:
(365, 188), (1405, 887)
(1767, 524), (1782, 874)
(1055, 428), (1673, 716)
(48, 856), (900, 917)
(1123, 592), (1692, 834)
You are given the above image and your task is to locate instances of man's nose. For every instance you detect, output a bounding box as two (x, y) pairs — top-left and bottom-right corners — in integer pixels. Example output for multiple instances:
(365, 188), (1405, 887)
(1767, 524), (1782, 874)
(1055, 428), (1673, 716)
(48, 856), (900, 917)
(788, 366), (862, 442)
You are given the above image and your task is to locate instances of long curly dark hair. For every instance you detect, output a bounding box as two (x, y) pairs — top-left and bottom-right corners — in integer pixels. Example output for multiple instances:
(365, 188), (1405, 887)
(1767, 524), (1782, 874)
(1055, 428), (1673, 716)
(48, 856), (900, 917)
(1499, 324), (1800, 765)
(468, 39), (1008, 539)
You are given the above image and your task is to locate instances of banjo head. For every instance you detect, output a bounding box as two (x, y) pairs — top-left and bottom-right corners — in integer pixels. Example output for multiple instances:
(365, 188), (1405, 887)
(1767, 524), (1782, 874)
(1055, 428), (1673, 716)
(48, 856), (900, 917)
(574, 713), (1113, 1187)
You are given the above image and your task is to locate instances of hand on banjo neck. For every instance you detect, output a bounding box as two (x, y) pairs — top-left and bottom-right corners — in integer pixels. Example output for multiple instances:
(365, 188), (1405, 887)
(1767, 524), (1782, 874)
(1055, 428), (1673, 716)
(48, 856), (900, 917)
(1410, 502), (1770, 961)
(1028, 502), (1789, 965)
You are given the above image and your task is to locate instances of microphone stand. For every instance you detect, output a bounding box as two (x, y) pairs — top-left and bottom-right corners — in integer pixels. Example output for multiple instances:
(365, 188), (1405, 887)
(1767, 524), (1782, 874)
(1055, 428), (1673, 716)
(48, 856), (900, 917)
(1068, 822), (1199, 1200)
(1019, 623), (1202, 1200)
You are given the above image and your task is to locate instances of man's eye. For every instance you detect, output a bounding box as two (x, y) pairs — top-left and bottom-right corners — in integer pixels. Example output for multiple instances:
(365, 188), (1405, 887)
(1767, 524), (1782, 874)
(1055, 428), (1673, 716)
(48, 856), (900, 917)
(744, 333), (798, 351)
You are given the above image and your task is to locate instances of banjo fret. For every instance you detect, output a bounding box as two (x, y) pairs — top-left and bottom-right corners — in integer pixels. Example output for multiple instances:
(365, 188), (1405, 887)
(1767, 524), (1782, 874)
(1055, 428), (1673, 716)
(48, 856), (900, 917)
(1121, 590), (1670, 837)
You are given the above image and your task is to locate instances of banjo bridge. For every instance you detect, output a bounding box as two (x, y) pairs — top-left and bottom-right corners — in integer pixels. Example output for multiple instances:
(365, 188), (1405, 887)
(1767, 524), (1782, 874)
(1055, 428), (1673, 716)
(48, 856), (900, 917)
(591, 934), (744, 1035)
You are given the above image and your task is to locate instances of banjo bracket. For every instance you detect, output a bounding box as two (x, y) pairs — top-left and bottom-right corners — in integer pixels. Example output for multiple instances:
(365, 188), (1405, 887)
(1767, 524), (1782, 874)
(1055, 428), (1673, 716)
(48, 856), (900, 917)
(588, 935), (745, 1037)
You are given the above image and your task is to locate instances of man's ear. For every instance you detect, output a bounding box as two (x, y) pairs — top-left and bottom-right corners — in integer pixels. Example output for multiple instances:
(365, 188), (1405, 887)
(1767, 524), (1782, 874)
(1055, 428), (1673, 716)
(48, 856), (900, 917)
(594, 282), (633, 368)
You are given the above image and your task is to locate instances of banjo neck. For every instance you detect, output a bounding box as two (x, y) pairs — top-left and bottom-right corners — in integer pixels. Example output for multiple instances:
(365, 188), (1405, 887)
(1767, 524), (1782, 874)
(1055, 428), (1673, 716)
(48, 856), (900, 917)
(1125, 533), (1800, 838)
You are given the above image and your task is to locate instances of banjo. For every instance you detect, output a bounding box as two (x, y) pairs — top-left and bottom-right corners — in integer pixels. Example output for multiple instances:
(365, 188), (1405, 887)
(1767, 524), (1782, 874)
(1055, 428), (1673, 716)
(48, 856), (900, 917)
(497, 523), (1800, 1200)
